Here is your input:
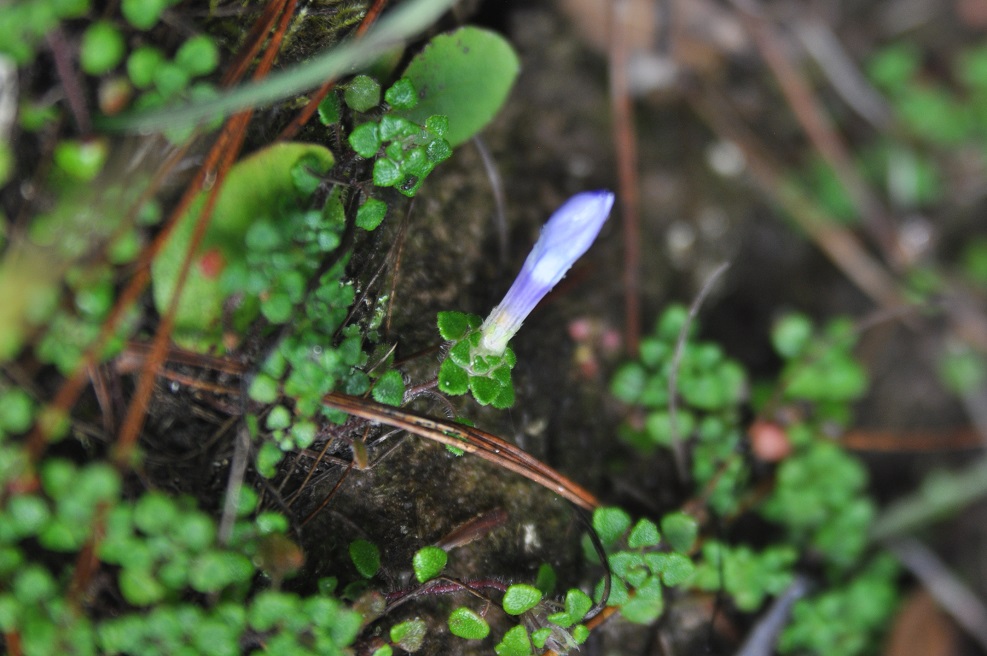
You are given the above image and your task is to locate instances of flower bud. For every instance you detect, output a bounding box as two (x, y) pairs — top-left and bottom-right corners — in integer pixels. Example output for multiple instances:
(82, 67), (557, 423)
(479, 190), (614, 354)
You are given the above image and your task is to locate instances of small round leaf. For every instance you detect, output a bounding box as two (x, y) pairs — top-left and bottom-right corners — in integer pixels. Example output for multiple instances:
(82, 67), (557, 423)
(448, 607), (490, 640)
(349, 539), (381, 578)
(502, 584), (542, 615)
(81, 22), (125, 75)
(494, 625), (531, 656)
(412, 546), (447, 583)
(372, 370), (405, 406)
(344, 75), (381, 112)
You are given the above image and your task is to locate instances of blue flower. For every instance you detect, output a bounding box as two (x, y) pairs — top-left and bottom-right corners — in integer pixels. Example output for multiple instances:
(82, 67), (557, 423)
(479, 190), (615, 355)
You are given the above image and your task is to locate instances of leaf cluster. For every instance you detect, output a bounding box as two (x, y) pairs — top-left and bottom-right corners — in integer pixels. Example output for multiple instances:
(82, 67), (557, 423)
(0, 428), (358, 655)
(436, 311), (516, 408)
(584, 507), (698, 626)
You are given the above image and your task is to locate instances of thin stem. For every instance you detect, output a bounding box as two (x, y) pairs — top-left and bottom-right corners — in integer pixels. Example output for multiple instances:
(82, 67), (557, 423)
(610, 0), (641, 357)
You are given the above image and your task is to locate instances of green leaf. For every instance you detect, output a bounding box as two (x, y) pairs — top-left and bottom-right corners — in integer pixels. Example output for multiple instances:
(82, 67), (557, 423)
(256, 441), (283, 478)
(867, 43), (920, 92)
(534, 563), (556, 596)
(437, 311), (471, 340)
(644, 410), (694, 446)
(563, 589), (593, 623)
(291, 420), (317, 449)
(390, 618), (427, 651)
(260, 292), (293, 324)
(609, 552), (648, 587)
(495, 625), (532, 656)
(645, 552), (695, 586)
(502, 584), (542, 615)
(122, 0), (166, 29)
(189, 551), (254, 592)
(448, 607), (490, 640)
(627, 519), (661, 549)
(127, 47), (165, 88)
(249, 590), (298, 631)
(349, 122), (381, 158)
(248, 374), (279, 404)
(6, 495), (50, 537)
(265, 404), (292, 430)
(661, 512), (698, 553)
(318, 93), (341, 126)
(54, 139), (107, 181)
(426, 137), (452, 163)
(610, 363), (646, 403)
(592, 507), (632, 547)
(772, 313), (814, 359)
(349, 539), (381, 578)
(385, 78), (418, 109)
(468, 375), (503, 405)
(0, 388), (34, 433)
(119, 567), (166, 606)
(491, 380), (515, 409)
(176, 35), (220, 77)
(412, 546), (447, 582)
(395, 27), (520, 146)
(344, 75), (382, 112)
(372, 370), (405, 406)
(176, 512), (216, 552)
(133, 491), (178, 535)
(425, 114), (449, 137)
(373, 158), (402, 186)
(356, 198), (388, 231)
(290, 151), (332, 195)
(438, 359), (469, 395)
(81, 22), (125, 75)
(531, 627), (552, 649)
(378, 114), (416, 140)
